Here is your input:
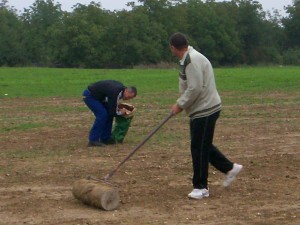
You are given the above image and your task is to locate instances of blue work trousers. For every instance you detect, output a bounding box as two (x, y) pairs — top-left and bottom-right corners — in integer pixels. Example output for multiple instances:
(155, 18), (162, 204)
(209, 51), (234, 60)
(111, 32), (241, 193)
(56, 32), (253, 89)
(82, 89), (113, 142)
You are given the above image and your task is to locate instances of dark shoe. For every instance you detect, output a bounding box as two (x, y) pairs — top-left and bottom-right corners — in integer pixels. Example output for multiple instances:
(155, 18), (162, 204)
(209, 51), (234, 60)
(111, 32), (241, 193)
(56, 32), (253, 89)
(88, 141), (105, 147)
(102, 138), (116, 145)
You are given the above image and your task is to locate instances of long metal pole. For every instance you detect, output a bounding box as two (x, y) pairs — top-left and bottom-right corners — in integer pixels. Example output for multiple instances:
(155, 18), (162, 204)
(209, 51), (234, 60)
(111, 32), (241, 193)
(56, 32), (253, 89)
(104, 112), (173, 181)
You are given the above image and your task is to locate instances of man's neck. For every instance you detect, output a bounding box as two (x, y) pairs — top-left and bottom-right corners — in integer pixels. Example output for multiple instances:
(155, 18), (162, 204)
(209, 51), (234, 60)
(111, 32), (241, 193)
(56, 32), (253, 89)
(178, 47), (188, 60)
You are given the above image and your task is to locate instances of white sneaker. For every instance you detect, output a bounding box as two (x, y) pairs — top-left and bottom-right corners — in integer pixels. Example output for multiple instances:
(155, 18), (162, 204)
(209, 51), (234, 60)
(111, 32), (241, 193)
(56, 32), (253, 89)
(223, 163), (243, 187)
(188, 188), (209, 199)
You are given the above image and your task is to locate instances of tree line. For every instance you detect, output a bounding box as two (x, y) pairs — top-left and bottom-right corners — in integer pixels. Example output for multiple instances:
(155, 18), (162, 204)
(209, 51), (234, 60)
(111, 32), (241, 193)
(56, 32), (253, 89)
(0, 0), (299, 68)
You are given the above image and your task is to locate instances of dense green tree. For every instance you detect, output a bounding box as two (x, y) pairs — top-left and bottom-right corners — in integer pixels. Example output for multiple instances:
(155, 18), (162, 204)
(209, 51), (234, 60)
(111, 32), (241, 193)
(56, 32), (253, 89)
(52, 2), (112, 67)
(21, 0), (64, 65)
(230, 0), (267, 64)
(104, 5), (168, 67)
(0, 0), (24, 66)
(130, 0), (177, 63)
(182, 0), (240, 65)
(258, 14), (284, 64)
(0, 0), (298, 67)
(282, 0), (300, 65)
(282, 0), (300, 48)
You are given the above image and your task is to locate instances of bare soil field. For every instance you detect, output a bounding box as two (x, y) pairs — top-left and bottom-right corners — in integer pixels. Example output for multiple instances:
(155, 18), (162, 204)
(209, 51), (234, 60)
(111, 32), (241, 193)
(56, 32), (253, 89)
(0, 94), (299, 225)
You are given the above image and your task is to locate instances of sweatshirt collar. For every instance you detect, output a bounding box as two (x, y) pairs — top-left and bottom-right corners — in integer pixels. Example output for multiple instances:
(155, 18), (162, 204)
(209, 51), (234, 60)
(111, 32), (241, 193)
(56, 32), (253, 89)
(179, 46), (193, 65)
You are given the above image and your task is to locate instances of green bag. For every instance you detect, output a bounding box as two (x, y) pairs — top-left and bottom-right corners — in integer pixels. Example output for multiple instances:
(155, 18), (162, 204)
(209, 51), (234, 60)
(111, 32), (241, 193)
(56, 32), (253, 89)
(112, 115), (133, 143)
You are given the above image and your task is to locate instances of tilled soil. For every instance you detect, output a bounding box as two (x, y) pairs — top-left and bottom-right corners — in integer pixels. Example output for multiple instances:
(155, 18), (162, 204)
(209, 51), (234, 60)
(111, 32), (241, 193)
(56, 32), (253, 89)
(0, 96), (299, 225)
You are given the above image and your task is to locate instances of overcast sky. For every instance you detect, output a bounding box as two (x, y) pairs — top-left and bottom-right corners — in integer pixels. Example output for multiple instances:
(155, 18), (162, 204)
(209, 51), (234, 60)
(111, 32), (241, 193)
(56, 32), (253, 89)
(7, 0), (293, 16)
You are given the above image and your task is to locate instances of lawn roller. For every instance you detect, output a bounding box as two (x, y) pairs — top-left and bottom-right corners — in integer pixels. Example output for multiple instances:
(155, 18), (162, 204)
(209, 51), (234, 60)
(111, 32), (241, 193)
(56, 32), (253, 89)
(72, 112), (173, 211)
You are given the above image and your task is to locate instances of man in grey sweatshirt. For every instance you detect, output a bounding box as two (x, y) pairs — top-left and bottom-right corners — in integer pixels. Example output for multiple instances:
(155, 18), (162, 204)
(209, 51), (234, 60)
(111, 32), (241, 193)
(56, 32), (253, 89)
(169, 32), (243, 200)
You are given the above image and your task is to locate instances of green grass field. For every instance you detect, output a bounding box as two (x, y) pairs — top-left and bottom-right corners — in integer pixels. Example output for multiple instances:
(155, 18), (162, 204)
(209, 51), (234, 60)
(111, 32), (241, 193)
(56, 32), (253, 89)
(1, 66), (299, 98)
(1, 66), (299, 132)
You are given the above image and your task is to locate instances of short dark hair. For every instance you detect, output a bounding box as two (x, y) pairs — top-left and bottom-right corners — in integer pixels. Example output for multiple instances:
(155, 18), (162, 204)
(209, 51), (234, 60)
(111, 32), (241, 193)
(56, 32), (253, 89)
(169, 32), (189, 50)
(127, 86), (137, 97)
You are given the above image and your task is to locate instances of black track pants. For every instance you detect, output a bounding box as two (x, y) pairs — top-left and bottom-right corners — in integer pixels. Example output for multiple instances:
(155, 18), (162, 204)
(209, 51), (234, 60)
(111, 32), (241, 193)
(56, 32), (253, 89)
(190, 111), (233, 189)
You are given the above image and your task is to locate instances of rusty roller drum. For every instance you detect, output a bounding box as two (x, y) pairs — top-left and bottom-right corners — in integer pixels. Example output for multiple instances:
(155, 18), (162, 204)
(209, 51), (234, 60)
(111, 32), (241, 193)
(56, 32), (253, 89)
(72, 179), (120, 211)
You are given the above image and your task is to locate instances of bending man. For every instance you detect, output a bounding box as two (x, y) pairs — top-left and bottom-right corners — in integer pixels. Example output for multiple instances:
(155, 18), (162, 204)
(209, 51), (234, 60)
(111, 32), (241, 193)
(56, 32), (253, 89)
(82, 80), (137, 147)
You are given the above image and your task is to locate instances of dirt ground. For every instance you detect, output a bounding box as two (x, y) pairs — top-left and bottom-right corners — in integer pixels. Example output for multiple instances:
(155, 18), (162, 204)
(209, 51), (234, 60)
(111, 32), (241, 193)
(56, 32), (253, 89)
(0, 94), (299, 225)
